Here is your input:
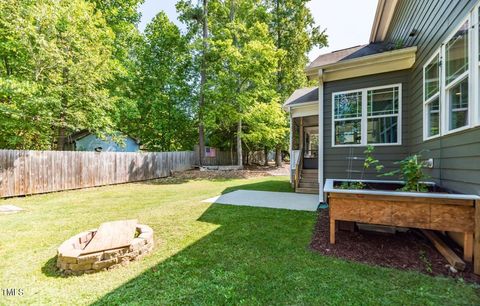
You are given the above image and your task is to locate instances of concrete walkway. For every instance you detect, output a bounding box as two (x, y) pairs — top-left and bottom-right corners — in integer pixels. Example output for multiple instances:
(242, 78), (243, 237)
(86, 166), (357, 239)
(202, 190), (319, 211)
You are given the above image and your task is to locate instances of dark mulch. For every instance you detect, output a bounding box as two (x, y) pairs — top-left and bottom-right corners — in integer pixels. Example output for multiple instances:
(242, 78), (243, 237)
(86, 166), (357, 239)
(310, 211), (480, 283)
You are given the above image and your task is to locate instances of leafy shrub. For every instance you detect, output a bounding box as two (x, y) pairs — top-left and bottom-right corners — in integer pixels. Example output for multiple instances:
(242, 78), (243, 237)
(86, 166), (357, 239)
(382, 153), (429, 192)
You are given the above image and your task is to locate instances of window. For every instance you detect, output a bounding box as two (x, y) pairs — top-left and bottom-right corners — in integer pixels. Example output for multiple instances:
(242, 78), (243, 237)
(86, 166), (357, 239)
(333, 92), (362, 145)
(332, 84), (401, 147)
(367, 87), (399, 143)
(445, 20), (469, 131)
(448, 77), (469, 130)
(423, 53), (440, 138)
(423, 15), (477, 140)
(445, 21), (469, 84)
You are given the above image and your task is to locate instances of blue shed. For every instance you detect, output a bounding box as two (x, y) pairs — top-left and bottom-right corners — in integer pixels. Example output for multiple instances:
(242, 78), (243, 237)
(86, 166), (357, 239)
(67, 131), (140, 152)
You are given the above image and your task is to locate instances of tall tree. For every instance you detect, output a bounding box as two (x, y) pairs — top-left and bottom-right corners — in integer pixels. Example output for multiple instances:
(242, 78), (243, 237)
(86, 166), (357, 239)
(205, 0), (280, 166)
(86, 0), (145, 139)
(131, 12), (196, 151)
(177, 0), (209, 164)
(0, 0), (115, 150)
(265, 0), (327, 165)
(267, 0), (327, 100)
(242, 101), (289, 162)
(199, 0), (209, 165)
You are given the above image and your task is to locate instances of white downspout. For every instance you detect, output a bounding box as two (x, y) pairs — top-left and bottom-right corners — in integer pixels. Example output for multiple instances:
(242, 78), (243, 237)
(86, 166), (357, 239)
(318, 69), (325, 202)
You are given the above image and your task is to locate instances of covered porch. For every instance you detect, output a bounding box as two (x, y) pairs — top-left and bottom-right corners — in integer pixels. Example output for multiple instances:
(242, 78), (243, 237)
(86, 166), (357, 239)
(283, 87), (321, 195)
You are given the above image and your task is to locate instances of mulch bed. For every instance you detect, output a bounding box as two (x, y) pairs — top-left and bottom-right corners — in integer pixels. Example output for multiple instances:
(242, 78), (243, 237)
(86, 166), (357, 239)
(310, 211), (480, 283)
(157, 164), (290, 182)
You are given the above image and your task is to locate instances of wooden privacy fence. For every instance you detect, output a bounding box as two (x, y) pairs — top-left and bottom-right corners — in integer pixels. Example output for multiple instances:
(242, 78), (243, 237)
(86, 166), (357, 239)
(0, 150), (195, 198)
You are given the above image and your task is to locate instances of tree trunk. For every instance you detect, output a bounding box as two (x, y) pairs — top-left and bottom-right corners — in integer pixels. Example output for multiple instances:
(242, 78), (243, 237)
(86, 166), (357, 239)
(275, 146), (282, 167)
(230, 1), (242, 169)
(264, 147), (269, 166)
(57, 95), (67, 151)
(57, 67), (69, 151)
(237, 119), (243, 168)
(57, 125), (66, 151)
(198, 0), (209, 166)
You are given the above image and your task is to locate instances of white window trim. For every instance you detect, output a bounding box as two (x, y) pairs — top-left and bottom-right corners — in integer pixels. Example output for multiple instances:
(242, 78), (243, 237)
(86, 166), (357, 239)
(423, 51), (441, 140)
(332, 83), (402, 148)
(423, 6), (480, 141)
(473, 4), (480, 128)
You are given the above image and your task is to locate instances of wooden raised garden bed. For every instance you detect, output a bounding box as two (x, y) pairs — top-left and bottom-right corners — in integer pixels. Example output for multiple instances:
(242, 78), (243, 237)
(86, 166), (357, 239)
(324, 179), (480, 274)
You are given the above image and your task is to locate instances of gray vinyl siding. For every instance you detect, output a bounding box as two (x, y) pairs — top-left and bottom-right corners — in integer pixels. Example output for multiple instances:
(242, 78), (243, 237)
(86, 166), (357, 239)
(383, 0), (480, 195)
(323, 70), (410, 181)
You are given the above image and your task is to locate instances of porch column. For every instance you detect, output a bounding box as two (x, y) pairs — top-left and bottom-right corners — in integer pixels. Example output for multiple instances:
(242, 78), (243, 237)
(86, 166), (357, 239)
(289, 112), (293, 184)
(318, 69), (325, 202)
(299, 117), (304, 151)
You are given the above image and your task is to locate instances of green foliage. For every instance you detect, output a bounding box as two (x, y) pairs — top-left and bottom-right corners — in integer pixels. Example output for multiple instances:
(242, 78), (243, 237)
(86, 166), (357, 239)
(178, 0), (326, 157)
(337, 181), (365, 190)
(265, 0), (328, 101)
(419, 250), (433, 273)
(243, 101), (289, 151)
(1, 0), (326, 154)
(0, 0), (115, 149)
(364, 145), (384, 173)
(337, 146), (383, 190)
(129, 12), (197, 151)
(382, 153), (429, 192)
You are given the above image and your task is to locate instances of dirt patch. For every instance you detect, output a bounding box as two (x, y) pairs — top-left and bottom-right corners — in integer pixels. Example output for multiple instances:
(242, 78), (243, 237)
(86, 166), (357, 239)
(151, 164), (290, 184)
(310, 211), (480, 283)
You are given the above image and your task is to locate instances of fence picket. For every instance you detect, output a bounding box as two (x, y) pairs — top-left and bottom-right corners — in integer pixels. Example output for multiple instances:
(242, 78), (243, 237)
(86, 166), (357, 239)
(0, 150), (196, 198)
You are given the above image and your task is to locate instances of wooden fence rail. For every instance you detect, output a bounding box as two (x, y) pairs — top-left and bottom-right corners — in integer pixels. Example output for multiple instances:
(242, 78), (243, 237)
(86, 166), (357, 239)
(0, 150), (195, 198)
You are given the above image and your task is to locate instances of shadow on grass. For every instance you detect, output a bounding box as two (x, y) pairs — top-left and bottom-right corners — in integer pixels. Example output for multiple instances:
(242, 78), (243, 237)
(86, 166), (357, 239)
(221, 179), (293, 194)
(91, 204), (319, 305)
(144, 176), (237, 186)
(41, 256), (66, 278)
(89, 203), (474, 305)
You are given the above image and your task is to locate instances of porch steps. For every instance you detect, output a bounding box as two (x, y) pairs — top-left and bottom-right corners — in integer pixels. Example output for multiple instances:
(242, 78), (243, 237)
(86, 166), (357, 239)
(296, 187), (319, 194)
(296, 169), (319, 194)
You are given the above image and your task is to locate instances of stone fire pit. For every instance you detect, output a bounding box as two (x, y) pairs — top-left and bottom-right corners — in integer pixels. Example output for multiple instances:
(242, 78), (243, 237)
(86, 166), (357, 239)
(56, 220), (154, 275)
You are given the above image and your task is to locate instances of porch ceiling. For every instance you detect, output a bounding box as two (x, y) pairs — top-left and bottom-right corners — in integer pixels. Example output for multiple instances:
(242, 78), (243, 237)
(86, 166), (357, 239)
(294, 115), (318, 127)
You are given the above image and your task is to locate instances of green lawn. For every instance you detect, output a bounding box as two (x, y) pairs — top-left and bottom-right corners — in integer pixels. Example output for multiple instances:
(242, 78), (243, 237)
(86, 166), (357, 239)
(0, 175), (479, 305)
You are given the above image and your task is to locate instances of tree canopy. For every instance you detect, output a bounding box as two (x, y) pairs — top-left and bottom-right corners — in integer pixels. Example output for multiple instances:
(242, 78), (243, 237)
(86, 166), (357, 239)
(0, 0), (327, 161)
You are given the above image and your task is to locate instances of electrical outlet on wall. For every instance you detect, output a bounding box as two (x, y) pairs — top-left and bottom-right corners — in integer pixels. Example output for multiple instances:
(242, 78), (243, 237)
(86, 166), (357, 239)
(424, 158), (434, 169)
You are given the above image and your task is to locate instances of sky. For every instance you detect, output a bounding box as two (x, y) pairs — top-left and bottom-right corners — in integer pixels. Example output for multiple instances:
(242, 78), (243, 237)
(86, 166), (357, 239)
(138, 0), (378, 61)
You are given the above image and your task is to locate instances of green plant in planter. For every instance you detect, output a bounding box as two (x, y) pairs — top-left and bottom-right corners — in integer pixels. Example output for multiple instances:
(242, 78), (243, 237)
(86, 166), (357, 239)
(382, 153), (429, 192)
(337, 181), (365, 190)
(363, 145), (384, 174)
(337, 146), (383, 190)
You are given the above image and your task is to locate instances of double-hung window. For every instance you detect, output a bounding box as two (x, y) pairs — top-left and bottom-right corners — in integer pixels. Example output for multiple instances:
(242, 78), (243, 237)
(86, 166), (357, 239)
(423, 10), (480, 140)
(423, 53), (440, 138)
(333, 91), (362, 145)
(445, 20), (469, 131)
(333, 84), (401, 147)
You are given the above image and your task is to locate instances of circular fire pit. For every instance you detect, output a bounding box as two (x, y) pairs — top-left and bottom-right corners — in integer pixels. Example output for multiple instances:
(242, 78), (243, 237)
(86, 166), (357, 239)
(56, 222), (154, 275)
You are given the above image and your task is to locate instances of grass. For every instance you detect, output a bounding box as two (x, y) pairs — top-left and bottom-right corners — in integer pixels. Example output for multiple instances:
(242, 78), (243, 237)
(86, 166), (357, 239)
(0, 175), (479, 305)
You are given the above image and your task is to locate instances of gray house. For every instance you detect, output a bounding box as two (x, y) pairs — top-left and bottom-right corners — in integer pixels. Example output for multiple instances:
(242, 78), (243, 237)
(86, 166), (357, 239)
(285, 0), (480, 200)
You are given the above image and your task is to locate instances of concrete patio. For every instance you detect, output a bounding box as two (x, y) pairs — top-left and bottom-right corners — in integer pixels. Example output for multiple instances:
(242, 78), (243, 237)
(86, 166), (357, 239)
(202, 190), (319, 211)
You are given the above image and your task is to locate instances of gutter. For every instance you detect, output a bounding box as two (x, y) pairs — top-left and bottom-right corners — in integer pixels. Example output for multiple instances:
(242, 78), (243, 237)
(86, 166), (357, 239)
(282, 100), (318, 112)
(305, 46), (417, 79)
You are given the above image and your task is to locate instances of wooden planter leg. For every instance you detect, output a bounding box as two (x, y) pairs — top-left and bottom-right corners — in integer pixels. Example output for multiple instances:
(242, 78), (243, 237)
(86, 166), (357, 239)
(475, 200), (480, 275)
(330, 218), (336, 244)
(464, 233), (473, 262)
